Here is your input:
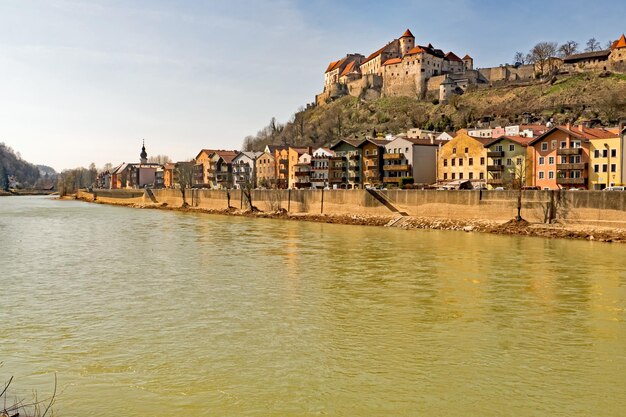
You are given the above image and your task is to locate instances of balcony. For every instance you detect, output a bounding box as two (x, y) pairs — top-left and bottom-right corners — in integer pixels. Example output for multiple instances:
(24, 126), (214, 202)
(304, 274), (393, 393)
(279, 168), (288, 174)
(329, 156), (345, 161)
(348, 176), (360, 182)
(487, 178), (504, 185)
(349, 154), (360, 160)
(383, 164), (409, 171)
(384, 177), (403, 183)
(557, 148), (582, 155)
(487, 165), (504, 172)
(557, 163), (587, 170)
(295, 171), (309, 177)
(330, 166), (345, 171)
(295, 182), (312, 188)
(279, 158), (288, 165)
(487, 151), (504, 158)
(329, 177), (347, 183)
(556, 177), (586, 185)
(383, 153), (403, 160)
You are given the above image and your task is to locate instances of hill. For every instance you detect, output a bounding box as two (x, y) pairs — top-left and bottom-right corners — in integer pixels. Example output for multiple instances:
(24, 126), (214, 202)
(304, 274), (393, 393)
(0, 143), (42, 190)
(243, 72), (626, 150)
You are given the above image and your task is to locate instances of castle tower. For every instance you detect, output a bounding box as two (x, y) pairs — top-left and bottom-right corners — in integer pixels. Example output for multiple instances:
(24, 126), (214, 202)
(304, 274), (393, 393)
(399, 29), (415, 56)
(140, 140), (148, 164)
(463, 54), (474, 71)
(439, 76), (455, 102)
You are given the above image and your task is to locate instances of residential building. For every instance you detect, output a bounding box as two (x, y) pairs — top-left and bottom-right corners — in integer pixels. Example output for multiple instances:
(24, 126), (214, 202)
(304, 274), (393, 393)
(294, 153), (312, 189)
(329, 139), (363, 189)
(437, 131), (489, 185)
(255, 151), (276, 188)
(529, 125), (592, 190)
(273, 147), (290, 189)
(586, 128), (622, 190)
(360, 138), (387, 187)
(232, 151), (262, 189)
(208, 150), (238, 189)
(194, 149), (217, 186)
(484, 136), (534, 189)
(310, 148), (334, 189)
(163, 163), (175, 188)
(383, 137), (442, 186)
(109, 142), (160, 189)
(287, 147), (312, 189)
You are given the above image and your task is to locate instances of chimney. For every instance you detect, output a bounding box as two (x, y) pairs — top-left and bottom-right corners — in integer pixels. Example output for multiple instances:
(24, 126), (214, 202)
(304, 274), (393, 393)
(430, 136), (434, 144)
(579, 124), (584, 133)
(566, 122), (571, 131)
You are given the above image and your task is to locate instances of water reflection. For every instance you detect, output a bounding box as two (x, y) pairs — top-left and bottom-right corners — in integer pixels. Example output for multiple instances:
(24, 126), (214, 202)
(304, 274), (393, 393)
(1, 197), (625, 417)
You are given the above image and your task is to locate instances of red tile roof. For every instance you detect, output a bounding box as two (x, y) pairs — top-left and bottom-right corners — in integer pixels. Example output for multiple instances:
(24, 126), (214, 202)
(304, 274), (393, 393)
(339, 60), (358, 77)
(382, 57), (402, 66)
(401, 29), (414, 38)
(485, 135), (534, 147)
(529, 126), (618, 145)
(406, 46), (426, 55)
(445, 52), (462, 62)
(214, 150), (239, 164)
(362, 45), (388, 65)
(463, 54), (472, 60)
(614, 34), (626, 49)
(325, 60), (340, 73)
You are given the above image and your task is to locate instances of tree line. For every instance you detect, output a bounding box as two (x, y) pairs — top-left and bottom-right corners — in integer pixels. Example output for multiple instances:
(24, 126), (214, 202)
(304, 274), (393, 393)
(514, 37), (614, 73)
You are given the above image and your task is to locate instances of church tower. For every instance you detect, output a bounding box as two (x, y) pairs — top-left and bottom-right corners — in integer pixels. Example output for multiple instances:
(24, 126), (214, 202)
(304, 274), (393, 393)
(399, 29), (415, 56)
(140, 140), (148, 164)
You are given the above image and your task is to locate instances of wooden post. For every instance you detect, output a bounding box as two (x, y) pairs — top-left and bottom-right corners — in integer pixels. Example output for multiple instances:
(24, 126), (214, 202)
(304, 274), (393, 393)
(288, 189), (291, 212)
(321, 188), (324, 214)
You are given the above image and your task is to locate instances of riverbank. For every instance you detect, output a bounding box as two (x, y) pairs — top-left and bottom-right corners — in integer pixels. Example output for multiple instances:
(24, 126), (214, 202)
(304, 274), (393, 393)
(72, 193), (626, 243)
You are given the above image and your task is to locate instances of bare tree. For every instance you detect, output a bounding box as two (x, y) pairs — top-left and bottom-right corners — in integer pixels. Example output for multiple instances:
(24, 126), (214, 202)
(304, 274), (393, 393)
(148, 155), (172, 164)
(585, 38), (601, 52)
(175, 161), (195, 207)
(558, 40), (579, 57)
(528, 41), (558, 75)
(513, 51), (526, 65)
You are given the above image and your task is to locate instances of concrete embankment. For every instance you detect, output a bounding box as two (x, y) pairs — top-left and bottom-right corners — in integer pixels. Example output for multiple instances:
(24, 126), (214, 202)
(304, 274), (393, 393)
(75, 188), (626, 243)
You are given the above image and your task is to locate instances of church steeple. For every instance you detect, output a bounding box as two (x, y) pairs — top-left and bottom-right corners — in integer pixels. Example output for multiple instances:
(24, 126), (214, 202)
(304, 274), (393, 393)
(140, 140), (148, 164)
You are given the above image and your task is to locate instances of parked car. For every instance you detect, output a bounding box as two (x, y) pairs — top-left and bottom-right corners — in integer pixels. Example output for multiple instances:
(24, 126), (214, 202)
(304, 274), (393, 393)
(604, 186), (625, 191)
(494, 187), (505, 190)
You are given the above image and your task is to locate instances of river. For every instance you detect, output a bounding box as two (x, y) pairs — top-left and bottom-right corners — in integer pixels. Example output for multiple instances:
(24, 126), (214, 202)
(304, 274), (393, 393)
(1, 196), (625, 416)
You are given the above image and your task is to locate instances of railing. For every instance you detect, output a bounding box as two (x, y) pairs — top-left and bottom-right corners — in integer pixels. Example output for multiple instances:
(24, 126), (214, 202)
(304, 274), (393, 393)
(349, 154), (360, 160)
(557, 148), (582, 155)
(487, 151), (504, 158)
(383, 153), (402, 160)
(295, 182), (312, 188)
(295, 171), (309, 177)
(329, 177), (346, 183)
(487, 178), (504, 185)
(279, 159), (288, 165)
(329, 156), (345, 161)
(383, 165), (409, 171)
(383, 177), (403, 183)
(556, 177), (586, 185)
(487, 165), (504, 171)
(557, 163), (587, 170)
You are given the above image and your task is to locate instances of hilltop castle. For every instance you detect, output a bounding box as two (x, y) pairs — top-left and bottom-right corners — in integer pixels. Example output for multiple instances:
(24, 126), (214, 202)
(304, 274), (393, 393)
(316, 30), (626, 105)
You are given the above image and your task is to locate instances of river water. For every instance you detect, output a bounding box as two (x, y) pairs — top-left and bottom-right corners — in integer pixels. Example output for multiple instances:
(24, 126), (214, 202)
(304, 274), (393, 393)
(0, 196), (625, 416)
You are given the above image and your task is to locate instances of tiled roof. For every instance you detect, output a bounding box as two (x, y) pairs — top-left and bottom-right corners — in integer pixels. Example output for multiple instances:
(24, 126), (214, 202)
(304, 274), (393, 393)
(445, 52), (463, 62)
(405, 138), (448, 146)
(485, 135), (534, 147)
(529, 126), (617, 145)
(401, 29), (414, 38)
(362, 45), (388, 65)
(339, 60), (358, 77)
(463, 54), (472, 60)
(325, 60), (340, 73)
(520, 124), (549, 136)
(407, 44), (444, 58)
(382, 57), (402, 66)
(214, 150), (239, 163)
(563, 50), (610, 63)
(406, 46), (426, 55)
(614, 34), (626, 49)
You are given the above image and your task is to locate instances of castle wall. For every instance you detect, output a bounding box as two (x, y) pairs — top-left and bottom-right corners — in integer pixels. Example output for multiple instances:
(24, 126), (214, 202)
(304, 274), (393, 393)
(346, 74), (383, 98)
(479, 64), (534, 83)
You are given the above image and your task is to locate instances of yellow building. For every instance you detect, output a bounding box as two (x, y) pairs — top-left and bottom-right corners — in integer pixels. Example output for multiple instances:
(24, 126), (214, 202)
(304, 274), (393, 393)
(437, 131), (489, 185)
(484, 136), (534, 189)
(255, 151), (276, 188)
(273, 147), (289, 189)
(588, 129), (622, 190)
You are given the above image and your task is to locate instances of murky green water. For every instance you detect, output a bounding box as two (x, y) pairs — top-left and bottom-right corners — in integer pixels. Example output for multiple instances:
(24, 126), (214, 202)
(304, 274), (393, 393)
(1, 196), (625, 416)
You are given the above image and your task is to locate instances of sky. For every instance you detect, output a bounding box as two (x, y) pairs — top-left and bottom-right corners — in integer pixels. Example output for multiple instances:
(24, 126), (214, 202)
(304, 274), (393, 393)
(0, 0), (623, 171)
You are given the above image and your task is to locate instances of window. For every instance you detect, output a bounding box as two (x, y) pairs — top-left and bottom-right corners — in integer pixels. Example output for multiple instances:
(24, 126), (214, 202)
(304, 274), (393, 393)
(480, 157), (485, 165)
(539, 157), (545, 165)
(594, 150), (600, 158)
(611, 164), (617, 173)
(594, 164), (600, 173)
(539, 171), (545, 179)
(468, 158), (473, 166)
(561, 156), (567, 164)
(479, 172), (484, 180)
(469, 172), (474, 179)
(451, 173), (456, 180)
(451, 159), (456, 166)
(459, 173), (464, 179)
(611, 149), (617, 158)
(443, 159), (448, 167)
(603, 149), (608, 158)
(452, 147), (457, 154)
(516, 157), (522, 165)
(443, 173), (448, 180)
(602, 164), (608, 172)
(572, 141), (581, 148)
(459, 158), (464, 166)
(548, 171), (554, 179)
(541, 143), (548, 151)
(506, 158), (513, 166)
(464, 147), (469, 153)
(509, 144), (515, 151)
(548, 156), (555, 165)
(551, 140), (557, 150)
(495, 145), (503, 152)
(571, 155), (581, 163)
(572, 170), (582, 178)
(560, 141), (566, 149)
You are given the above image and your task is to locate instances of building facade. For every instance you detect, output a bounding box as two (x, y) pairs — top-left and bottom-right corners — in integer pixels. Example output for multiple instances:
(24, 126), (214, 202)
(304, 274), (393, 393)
(437, 132), (488, 185)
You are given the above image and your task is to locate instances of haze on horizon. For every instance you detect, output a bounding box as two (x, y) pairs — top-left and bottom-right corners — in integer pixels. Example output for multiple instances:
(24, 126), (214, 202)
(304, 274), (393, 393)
(1, 0), (623, 171)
